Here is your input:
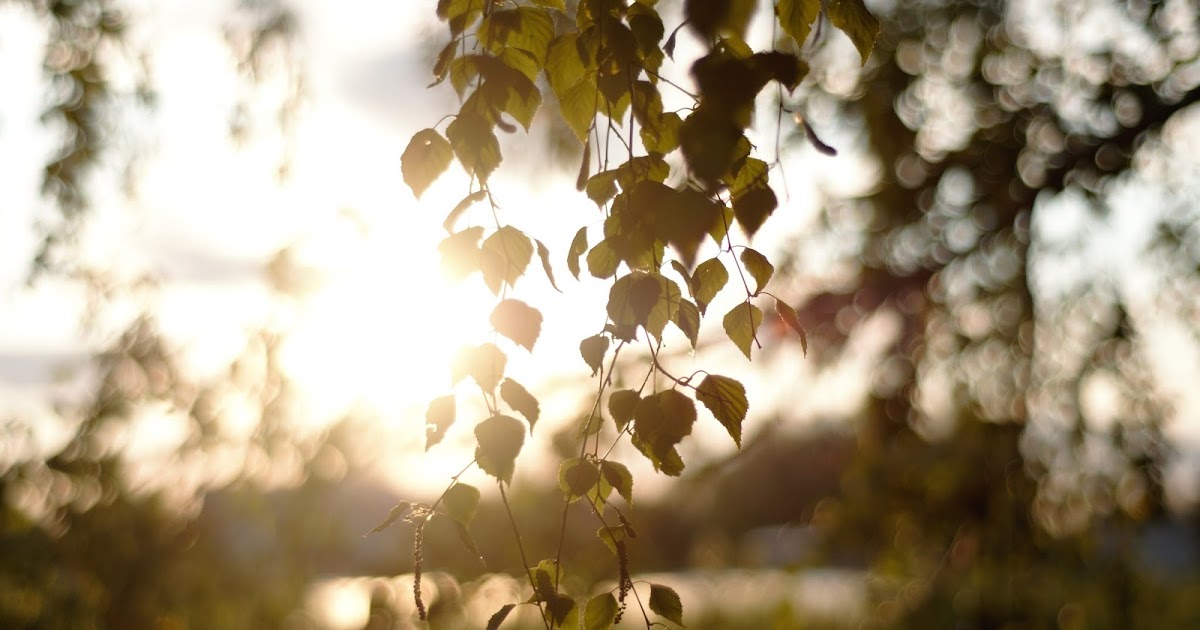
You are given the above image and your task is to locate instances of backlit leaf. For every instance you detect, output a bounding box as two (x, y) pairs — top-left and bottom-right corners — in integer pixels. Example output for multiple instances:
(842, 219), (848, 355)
(443, 483), (480, 526)
(533, 0), (566, 10)
(481, 226), (534, 294)
(438, 226), (484, 280)
(402, 129), (453, 199)
(775, 299), (809, 356)
(599, 460), (633, 503)
(739, 248), (774, 295)
(580, 334), (609, 376)
(692, 257), (729, 314)
(455, 520), (487, 569)
(367, 501), (410, 535)
(490, 299), (542, 351)
(486, 604), (516, 630)
(444, 190), (487, 233)
(534, 239), (561, 292)
(586, 240), (619, 279)
(695, 374), (748, 447)
(446, 112), (502, 182)
(478, 7), (555, 62)
(672, 298), (701, 348)
(500, 378), (540, 432)
(597, 524), (628, 556)
(586, 170), (619, 206)
(431, 39), (457, 86)
(723, 302), (763, 360)
(583, 593), (619, 630)
(649, 583), (684, 626)
(453, 343), (507, 393)
(829, 0), (881, 65)
(426, 395), (456, 451)
(775, 0), (821, 49)
(558, 457), (601, 501)
(632, 390), (696, 476)
(608, 389), (640, 431)
(568, 227), (589, 280)
(670, 260), (693, 295)
(475, 414), (525, 485)
(732, 185), (777, 239)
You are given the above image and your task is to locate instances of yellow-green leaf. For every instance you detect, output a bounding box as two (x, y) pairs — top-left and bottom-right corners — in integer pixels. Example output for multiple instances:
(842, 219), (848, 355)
(532, 0), (566, 10)
(490, 299), (542, 351)
(568, 227), (589, 280)
(452, 343), (507, 393)
(446, 112), (502, 182)
(775, 298), (809, 356)
(586, 240), (619, 279)
(608, 389), (640, 431)
(828, 0), (881, 65)
(534, 239), (561, 292)
(443, 483), (480, 526)
(672, 298), (701, 348)
(580, 334), (609, 376)
(438, 226), (484, 281)
(599, 460), (633, 503)
(732, 185), (777, 240)
(649, 583), (684, 626)
(478, 7), (555, 63)
(402, 129), (453, 199)
(723, 302), (763, 360)
(632, 390), (696, 475)
(558, 457), (601, 501)
(695, 374), (748, 447)
(583, 593), (619, 630)
(775, 0), (821, 49)
(739, 248), (774, 296)
(486, 604), (516, 630)
(500, 378), (540, 432)
(444, 190), (487, 233)
(481, 226), (534, 295)
(425, 395), (456, 451)
(475, 414), (525, 485)
(367, 501), (410, 535)
(693, 257), (728, 314)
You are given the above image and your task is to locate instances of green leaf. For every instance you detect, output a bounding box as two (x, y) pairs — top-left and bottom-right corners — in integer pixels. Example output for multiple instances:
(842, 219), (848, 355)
(402, 129), (454, 198)
(632, 390), (696, 476)
(478, 7), (555, 62)
(443, 483), (481, 526)
(500, 378), (540, 432)
(608, 389), (640, 431)
(432, 39), (458, 85)
(532, 559), (561, 600)
(486, 603), (516, 630)
(568, 227), (589, 280)
(695, 374), (748, 447)
(446, 112), (502, 182)
(607, 272), (681, 341)
(828, 0), (881, 65)
(444, 190), (486, 233)
(739, 248), (774, 296)
(533, 0), (566, 10)
(559, 457), (601, 501)
(453, 343), (507, 393)
(585, 170), (619, 206)
(490, 299), (543, 351)
(692, 257), (729, 314)
(649, 583), (684, 626)
(548, 595), (576, 627)
(775, 0), (821, 49)
(723, 302), (763, 360)
(579, 412), (604, 436)
(586, 240), (620, 279)
(438, 226), (484, 280)
(732, 185), (777, 240)
(533, 239), (562, 292)
(670, 260), (693, 295)
(475, 415), (526, 485)
(583, 593), (619, 630)
(599, 460), (633, 503)
(425, 395), (456, 451)
(580, 334), (609, 376)
(546, 34), (598, 142)
(775, 298), (808, 356)
(596, 524), (628, 556)
(672, 298), (701, 348)
(481, 226), (534, 295)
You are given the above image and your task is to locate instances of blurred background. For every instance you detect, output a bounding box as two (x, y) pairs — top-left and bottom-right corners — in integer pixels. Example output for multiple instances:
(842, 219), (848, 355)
(3, 0), (1200, 628)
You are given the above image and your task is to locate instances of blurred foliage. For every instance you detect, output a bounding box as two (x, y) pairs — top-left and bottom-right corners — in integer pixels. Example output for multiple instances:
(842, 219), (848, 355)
(5, 0), (1200, 628)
